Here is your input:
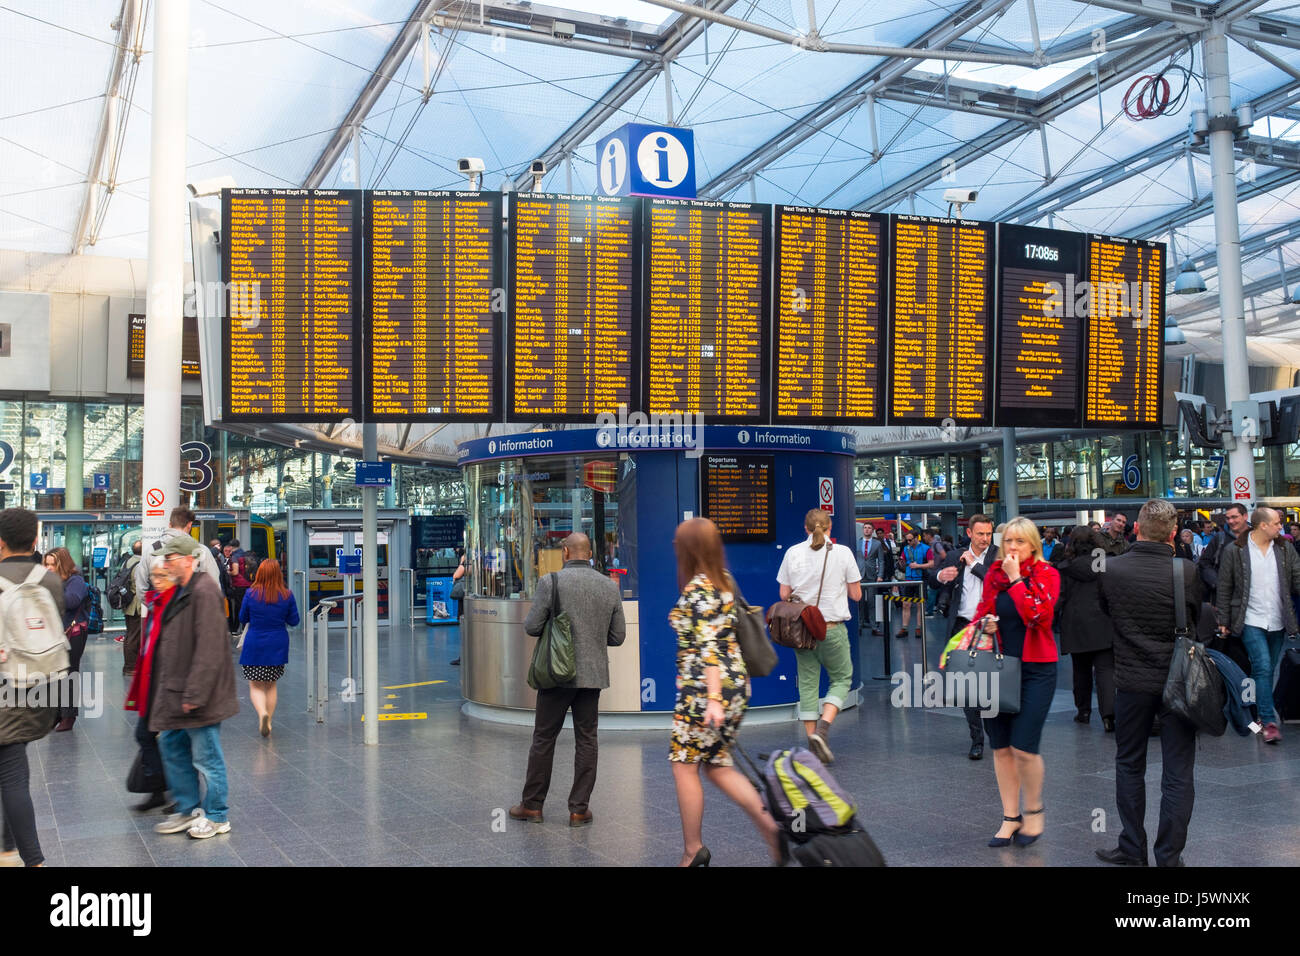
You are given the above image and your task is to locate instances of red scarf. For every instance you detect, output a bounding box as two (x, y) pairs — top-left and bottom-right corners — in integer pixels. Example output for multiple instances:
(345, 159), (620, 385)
(125, 587), (175, 715)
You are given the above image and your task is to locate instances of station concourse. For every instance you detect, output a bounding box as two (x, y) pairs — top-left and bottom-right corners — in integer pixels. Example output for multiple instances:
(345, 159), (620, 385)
(2, 0), (1300, 876)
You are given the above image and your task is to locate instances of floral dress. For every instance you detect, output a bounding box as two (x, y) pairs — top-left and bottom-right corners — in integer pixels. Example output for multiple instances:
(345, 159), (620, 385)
(669, 573), (749, 766)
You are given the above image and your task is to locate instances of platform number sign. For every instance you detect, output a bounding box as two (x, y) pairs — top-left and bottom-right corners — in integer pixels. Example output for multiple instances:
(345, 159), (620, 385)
(180, 441), (214, 493)
(1122, 455), (1142, 491)
(0, 440), (12, 492)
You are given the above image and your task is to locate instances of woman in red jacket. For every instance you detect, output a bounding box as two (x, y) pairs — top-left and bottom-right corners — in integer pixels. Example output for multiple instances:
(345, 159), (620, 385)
(973, 517), (1060, 849)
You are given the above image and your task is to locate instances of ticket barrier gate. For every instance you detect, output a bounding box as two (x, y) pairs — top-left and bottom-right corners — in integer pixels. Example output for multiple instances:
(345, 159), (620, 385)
(285, 508), (411, 636)
(306, 592), (367, 723)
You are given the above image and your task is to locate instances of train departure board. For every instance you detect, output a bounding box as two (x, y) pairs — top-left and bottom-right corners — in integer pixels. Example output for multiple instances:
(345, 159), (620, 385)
(700, 454), (775, 541)
(222, 188), (362, 422)
(644, 198), (770, 422)
(127, 313), (201, 379)
(364, 190), (502, 421)
(773, 206), (886, 424)
(1084, 235), (1166, 429)
(508, 193), (639, 422)
(889, 215), (995, 426)
(995, 225), (1085, 428)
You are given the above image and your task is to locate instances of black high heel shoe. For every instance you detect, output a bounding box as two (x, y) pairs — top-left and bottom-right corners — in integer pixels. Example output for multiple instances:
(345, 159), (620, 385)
(988, 815), (1022, 847)
(1013, 807), (1044, 847)
(688, 846), (711, 867)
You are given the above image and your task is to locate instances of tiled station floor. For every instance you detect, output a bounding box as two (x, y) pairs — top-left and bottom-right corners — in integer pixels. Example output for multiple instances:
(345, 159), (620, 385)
(26, 618), (1300, 867)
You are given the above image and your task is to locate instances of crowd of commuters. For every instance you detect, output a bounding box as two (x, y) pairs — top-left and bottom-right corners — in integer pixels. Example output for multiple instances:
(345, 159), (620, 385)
(1, 492), (1294, 868)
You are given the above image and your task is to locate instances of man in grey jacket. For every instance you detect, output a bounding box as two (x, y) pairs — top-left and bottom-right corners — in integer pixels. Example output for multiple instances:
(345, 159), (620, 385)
(860, 525), (885, 636)
(509, 533), (626, 828)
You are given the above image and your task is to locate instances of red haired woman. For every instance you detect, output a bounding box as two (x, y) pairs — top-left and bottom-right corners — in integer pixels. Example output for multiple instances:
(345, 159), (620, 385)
(238, 559), (299, 737)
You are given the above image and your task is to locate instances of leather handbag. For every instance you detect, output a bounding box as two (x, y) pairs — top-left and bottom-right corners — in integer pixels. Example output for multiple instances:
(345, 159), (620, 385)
(526, 573), (576, 690)
(1162, 557), (1227, 736)
(126, 752), (158, 794)
(767, 547), (830, 650)
(940, 615), (1021, 715)
(450, 579), (466, 602)
(725, 573), (778, 678)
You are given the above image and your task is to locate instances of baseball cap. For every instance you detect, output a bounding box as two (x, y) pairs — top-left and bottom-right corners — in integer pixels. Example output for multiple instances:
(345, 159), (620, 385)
(157, 535), (202, 558)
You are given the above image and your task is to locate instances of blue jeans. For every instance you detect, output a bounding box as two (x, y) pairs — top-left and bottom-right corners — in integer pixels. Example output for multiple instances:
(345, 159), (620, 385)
(1240, 626), (1285, 725)
(158, 725), (229, 824)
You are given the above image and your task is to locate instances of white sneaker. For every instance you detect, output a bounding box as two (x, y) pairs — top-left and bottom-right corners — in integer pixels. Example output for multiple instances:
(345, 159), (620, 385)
(188, 817), (231, 839)
(155, 809), (204, 834)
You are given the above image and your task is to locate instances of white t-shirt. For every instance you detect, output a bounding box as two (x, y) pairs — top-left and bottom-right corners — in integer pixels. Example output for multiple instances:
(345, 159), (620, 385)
(958, 546), (991, 623)
(776, 536), (862, 623)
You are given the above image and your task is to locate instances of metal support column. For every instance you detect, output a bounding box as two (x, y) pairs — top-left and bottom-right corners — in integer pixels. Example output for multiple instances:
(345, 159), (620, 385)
(65, 403), (84, 563)
(362, 425), (379, 744)
(140, 0), (188, 549)
(1204, 23), (1256, 508)
(1001, 427), (1020, 520)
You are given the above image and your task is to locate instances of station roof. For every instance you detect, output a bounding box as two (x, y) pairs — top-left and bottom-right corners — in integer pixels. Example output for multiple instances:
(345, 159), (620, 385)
(3, 0), (1300, 402)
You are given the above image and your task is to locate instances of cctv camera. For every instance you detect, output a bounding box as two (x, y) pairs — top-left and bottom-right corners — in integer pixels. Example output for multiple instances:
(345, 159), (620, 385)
(187, 175), (239, 198)
(942, 188), (978, 204)
(530, 160), (547, 175)
(457, 157), (486, 174)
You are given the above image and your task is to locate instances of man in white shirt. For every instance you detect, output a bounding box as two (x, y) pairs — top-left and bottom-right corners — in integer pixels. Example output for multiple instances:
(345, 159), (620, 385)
(776, 509), (863, 764)
(1214, 506), (1300, 743)
(931, 514), (998, 760)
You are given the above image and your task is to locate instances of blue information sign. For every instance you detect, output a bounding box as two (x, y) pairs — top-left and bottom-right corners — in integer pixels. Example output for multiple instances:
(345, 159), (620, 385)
(92, 547), (108, 569)
(354, 461), (392, 487)
(595, 123), (696, 199)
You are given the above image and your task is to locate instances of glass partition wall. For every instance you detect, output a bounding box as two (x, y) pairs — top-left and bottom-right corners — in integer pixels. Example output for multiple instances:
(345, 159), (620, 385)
(464, 454), (636, 602)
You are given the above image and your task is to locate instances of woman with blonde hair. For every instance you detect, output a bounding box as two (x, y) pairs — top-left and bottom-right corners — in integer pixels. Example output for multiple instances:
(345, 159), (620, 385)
(776, 509), (862, 763)
(238, 559), (299, 737)
(968, 516), (1060, 848)
(669, 517), (784, 867)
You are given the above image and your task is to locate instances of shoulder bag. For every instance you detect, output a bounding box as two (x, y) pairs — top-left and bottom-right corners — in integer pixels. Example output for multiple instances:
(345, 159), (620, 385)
(725, 573), (778, 678)
(1162, 557), (1227, 736)
(526, 572), (576, 690)
(767, 546), (830, 650)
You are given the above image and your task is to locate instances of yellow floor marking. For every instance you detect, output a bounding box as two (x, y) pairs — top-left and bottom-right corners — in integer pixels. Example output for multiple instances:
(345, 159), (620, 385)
(361, 713), (427, 721)
(382, 680), (447, 689)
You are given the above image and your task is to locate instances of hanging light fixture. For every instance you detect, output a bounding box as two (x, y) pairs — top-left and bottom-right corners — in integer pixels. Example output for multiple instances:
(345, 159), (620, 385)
(1173, 259), (1207, 295)
(1165, 313), (1187, 345)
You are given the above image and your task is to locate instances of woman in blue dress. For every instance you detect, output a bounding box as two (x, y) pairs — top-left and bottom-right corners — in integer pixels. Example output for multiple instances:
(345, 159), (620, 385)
(238, 559), (299, 737)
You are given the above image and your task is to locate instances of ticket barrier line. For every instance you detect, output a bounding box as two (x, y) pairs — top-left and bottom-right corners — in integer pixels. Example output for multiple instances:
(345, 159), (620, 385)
(859, 579), (928, 681)
(306, 593), (365, 723)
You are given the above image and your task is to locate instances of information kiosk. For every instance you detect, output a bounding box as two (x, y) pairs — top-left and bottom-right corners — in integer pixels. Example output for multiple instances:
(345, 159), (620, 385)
(456, 426), (858, 726)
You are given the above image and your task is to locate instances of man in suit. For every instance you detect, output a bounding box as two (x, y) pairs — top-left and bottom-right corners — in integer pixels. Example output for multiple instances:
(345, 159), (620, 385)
(929, 513), (998, 760)
(860, 524), (885, 636)
(510, 532), (626, 828)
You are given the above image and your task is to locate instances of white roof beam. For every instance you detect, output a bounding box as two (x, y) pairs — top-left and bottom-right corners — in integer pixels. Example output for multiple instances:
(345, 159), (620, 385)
(70, 0), (142, 254)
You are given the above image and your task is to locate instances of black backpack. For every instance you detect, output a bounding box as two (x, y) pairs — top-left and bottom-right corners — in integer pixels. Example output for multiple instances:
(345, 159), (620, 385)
(106, 557), (137, 611)
(84, 584), (103, 635)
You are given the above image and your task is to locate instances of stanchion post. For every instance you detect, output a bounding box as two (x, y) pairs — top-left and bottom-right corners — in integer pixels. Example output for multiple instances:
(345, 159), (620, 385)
(316, 602), (330, 723)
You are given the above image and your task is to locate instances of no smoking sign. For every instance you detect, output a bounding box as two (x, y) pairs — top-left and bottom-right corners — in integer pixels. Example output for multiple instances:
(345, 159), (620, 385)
(819, 477), (834, 515)
(1234, 475), (1252, 500)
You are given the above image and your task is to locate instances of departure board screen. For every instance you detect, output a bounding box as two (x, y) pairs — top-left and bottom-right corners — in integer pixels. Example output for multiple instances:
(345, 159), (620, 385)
(773, 206), (886, 424)
(1084, 235), (1166, 429)
(222, 188), (362, 422)
(995, 225), (1085, 428)
(508, 193), (639, 422)
(700, 454), (775, 541)
(126, 313), (201, 379)
(888, 215), (994, 426)
(364, 190), (502, 421)
(644, 198), (770, 423)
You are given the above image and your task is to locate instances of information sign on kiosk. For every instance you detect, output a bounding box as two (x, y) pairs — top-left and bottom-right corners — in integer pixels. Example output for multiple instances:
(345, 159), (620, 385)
(92, 547), (108, 570)
(595, 123), (696, 199)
